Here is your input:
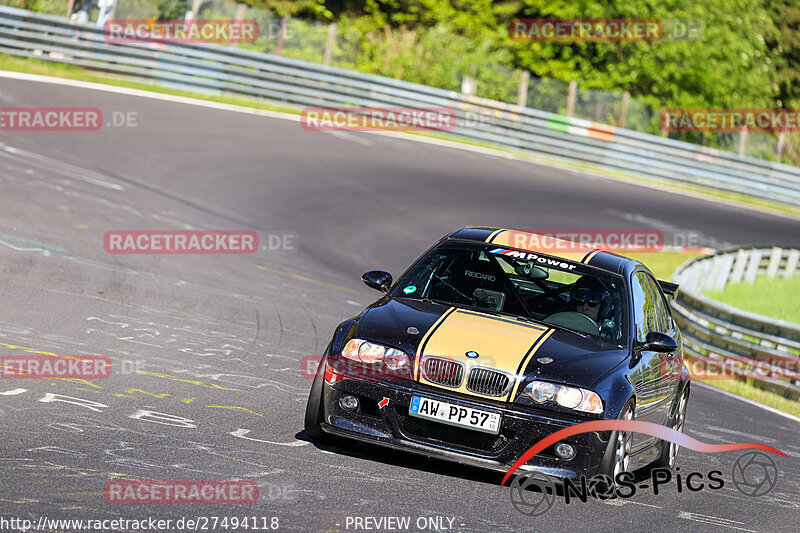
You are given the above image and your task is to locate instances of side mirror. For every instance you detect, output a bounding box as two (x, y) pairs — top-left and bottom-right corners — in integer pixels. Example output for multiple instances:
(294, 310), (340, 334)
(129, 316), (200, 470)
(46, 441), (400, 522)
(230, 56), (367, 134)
(362, 270), (392, 293)
(638, 331), (678, 353)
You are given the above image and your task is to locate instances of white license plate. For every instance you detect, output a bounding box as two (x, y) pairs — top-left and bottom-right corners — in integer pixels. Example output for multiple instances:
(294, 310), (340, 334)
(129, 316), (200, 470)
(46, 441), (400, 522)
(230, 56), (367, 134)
(409, 395), (501, 434)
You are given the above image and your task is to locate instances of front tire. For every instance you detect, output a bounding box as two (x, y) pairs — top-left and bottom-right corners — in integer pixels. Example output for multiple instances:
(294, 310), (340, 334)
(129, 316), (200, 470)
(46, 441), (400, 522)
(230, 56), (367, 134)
(598, 400), (635, 481)
(304, 356), (329, 442)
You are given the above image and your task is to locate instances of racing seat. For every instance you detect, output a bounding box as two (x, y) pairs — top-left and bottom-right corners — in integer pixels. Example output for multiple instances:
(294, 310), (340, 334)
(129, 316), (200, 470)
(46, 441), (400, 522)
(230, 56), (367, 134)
(453, 255), (510, 311)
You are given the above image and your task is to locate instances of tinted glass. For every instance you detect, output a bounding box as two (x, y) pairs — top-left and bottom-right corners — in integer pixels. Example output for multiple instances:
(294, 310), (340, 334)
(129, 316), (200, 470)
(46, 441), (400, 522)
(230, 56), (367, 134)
(645, 274), (673, 333)
(392, 243), (628, 344)
(631, 271), (661, 341)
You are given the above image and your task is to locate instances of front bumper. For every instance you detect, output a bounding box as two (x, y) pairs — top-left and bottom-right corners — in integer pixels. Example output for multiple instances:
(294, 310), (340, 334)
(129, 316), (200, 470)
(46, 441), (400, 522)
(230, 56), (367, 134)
(320, 372), (611, 479)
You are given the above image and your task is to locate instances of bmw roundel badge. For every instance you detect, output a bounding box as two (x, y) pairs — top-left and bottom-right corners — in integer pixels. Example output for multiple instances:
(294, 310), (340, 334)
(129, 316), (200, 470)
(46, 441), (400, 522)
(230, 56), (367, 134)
(466, 351), (479, 359)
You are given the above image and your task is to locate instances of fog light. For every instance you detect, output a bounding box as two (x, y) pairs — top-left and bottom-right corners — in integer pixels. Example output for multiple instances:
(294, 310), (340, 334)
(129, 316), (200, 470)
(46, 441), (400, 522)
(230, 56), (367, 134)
(339, 395), (359, 411)
(555, 443), (576, 460)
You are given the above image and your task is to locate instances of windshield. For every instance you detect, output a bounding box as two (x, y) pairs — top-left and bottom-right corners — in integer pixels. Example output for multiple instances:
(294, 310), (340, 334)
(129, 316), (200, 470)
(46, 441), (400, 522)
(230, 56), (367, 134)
(392, 242), (628, 344)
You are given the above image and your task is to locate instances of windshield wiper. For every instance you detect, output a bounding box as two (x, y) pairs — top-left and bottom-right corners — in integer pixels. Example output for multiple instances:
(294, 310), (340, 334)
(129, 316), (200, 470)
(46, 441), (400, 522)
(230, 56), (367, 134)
(419, 297), (455, 307)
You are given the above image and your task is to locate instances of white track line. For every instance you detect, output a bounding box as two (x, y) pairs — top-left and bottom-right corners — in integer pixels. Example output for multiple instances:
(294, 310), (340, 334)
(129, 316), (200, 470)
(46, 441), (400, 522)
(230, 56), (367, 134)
(0, 70), (300, 121)
(677, 511), (757, 532)
(1, 70), (798, 221)
(694, 381), (800, 424)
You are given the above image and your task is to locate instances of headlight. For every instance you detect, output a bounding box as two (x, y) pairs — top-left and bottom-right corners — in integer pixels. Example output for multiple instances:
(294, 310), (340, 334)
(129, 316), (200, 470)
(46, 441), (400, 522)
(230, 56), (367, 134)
(358, 341), (385, 363)
(518, 380), (603, 415)
(384, 348), (410, 371)
(341, 339), (411, 377)
(556, 386), (583, 408)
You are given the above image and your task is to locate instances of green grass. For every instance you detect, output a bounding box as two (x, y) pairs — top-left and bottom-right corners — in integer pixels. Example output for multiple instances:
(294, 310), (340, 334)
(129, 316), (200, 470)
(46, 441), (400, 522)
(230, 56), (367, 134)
(2, 53), (800, 220)
(696, 378), (800, 418)
(705, 276), (800, 324)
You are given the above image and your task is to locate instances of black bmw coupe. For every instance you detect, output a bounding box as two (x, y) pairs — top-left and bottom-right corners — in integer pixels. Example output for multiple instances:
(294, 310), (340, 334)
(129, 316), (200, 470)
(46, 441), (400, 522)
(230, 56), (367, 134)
(305, 227), (690, 480)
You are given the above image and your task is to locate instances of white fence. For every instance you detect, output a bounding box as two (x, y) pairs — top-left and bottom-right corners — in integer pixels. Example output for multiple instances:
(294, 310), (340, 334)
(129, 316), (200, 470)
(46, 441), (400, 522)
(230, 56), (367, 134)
(672, 247), (800, 400)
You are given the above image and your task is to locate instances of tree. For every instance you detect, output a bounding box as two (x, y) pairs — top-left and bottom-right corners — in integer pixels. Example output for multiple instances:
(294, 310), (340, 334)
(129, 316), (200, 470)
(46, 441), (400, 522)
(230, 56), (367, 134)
(764, 0), (800, 108)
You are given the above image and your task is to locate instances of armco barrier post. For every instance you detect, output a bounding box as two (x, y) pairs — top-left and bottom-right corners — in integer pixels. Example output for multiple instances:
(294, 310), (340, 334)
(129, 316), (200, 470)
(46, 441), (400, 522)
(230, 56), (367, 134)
(618, 91), (630, 127)
(323, 22), (337, 66)
(566, 81), (577, 117)
(517, 71), (530, 108)
(275, 14), (290, 56)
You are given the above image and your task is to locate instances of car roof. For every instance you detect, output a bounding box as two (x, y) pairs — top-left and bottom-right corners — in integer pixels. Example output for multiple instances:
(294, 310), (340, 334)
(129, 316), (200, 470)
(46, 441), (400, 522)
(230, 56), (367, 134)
(443, 226), (643, 277)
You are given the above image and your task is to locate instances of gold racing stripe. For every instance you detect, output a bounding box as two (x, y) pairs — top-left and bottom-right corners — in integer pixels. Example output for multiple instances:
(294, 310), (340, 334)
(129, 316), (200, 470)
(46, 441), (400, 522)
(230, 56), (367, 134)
(413, 307), (456, 380)
(489, 230), (592, 263)
(582, 249), (600, 263)
(416, 308), (549, 401)
(485, 228), (505, 244)
(506, 328), (554, 401)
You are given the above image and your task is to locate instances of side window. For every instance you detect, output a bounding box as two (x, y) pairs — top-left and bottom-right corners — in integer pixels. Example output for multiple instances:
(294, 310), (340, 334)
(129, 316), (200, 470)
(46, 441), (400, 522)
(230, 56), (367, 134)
(645, 274), (673, 333)
(630, 271), (659, 342)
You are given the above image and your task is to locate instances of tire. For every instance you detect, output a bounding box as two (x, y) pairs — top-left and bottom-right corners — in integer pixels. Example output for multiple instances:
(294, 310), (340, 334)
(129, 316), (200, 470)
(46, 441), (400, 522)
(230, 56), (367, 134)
(304, 356), (329, 442)
(654, 385), (689, 470)
(597, 400), (635, 482)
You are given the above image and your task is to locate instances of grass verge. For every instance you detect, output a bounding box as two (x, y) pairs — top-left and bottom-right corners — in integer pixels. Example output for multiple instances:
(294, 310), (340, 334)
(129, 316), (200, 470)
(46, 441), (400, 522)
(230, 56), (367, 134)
(2, 53), (799, 219)
(696, 378), (800, 418)
(705, 276), (800, 324)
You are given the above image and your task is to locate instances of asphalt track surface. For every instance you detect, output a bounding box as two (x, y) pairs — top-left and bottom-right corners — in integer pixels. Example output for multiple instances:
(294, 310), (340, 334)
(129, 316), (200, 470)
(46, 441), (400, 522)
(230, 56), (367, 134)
(0, 76), (798, 533)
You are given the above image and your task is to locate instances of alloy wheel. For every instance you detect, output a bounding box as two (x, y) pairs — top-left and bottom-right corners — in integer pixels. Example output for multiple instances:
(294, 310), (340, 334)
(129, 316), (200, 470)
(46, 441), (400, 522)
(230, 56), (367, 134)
(668, 390), (688, 469)
(613, 406), (634, 479)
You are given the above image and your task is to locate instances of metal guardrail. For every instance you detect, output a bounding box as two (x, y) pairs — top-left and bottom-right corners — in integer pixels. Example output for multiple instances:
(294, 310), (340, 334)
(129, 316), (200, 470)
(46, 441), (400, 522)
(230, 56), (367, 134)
(2, 6), (800, 208)
(672, 247), (800, 400)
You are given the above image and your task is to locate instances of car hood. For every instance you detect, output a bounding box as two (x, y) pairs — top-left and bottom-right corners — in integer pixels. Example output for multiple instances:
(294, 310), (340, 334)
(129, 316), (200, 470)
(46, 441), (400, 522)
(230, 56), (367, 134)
(516, 329), (628, 390)
(356, 297), (629, 399)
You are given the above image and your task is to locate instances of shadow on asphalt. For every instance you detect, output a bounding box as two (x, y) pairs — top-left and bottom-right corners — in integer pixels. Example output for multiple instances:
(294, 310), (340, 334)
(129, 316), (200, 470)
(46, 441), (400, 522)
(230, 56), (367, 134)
(295, 430), (506, 486)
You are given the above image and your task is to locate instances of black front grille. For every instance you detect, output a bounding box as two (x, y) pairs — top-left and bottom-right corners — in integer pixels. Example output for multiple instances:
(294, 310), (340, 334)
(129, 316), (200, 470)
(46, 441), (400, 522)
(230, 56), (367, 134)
(467, 367), (512, 396)
(396, 409), (512, 455)
(422, 357), (464, 388)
